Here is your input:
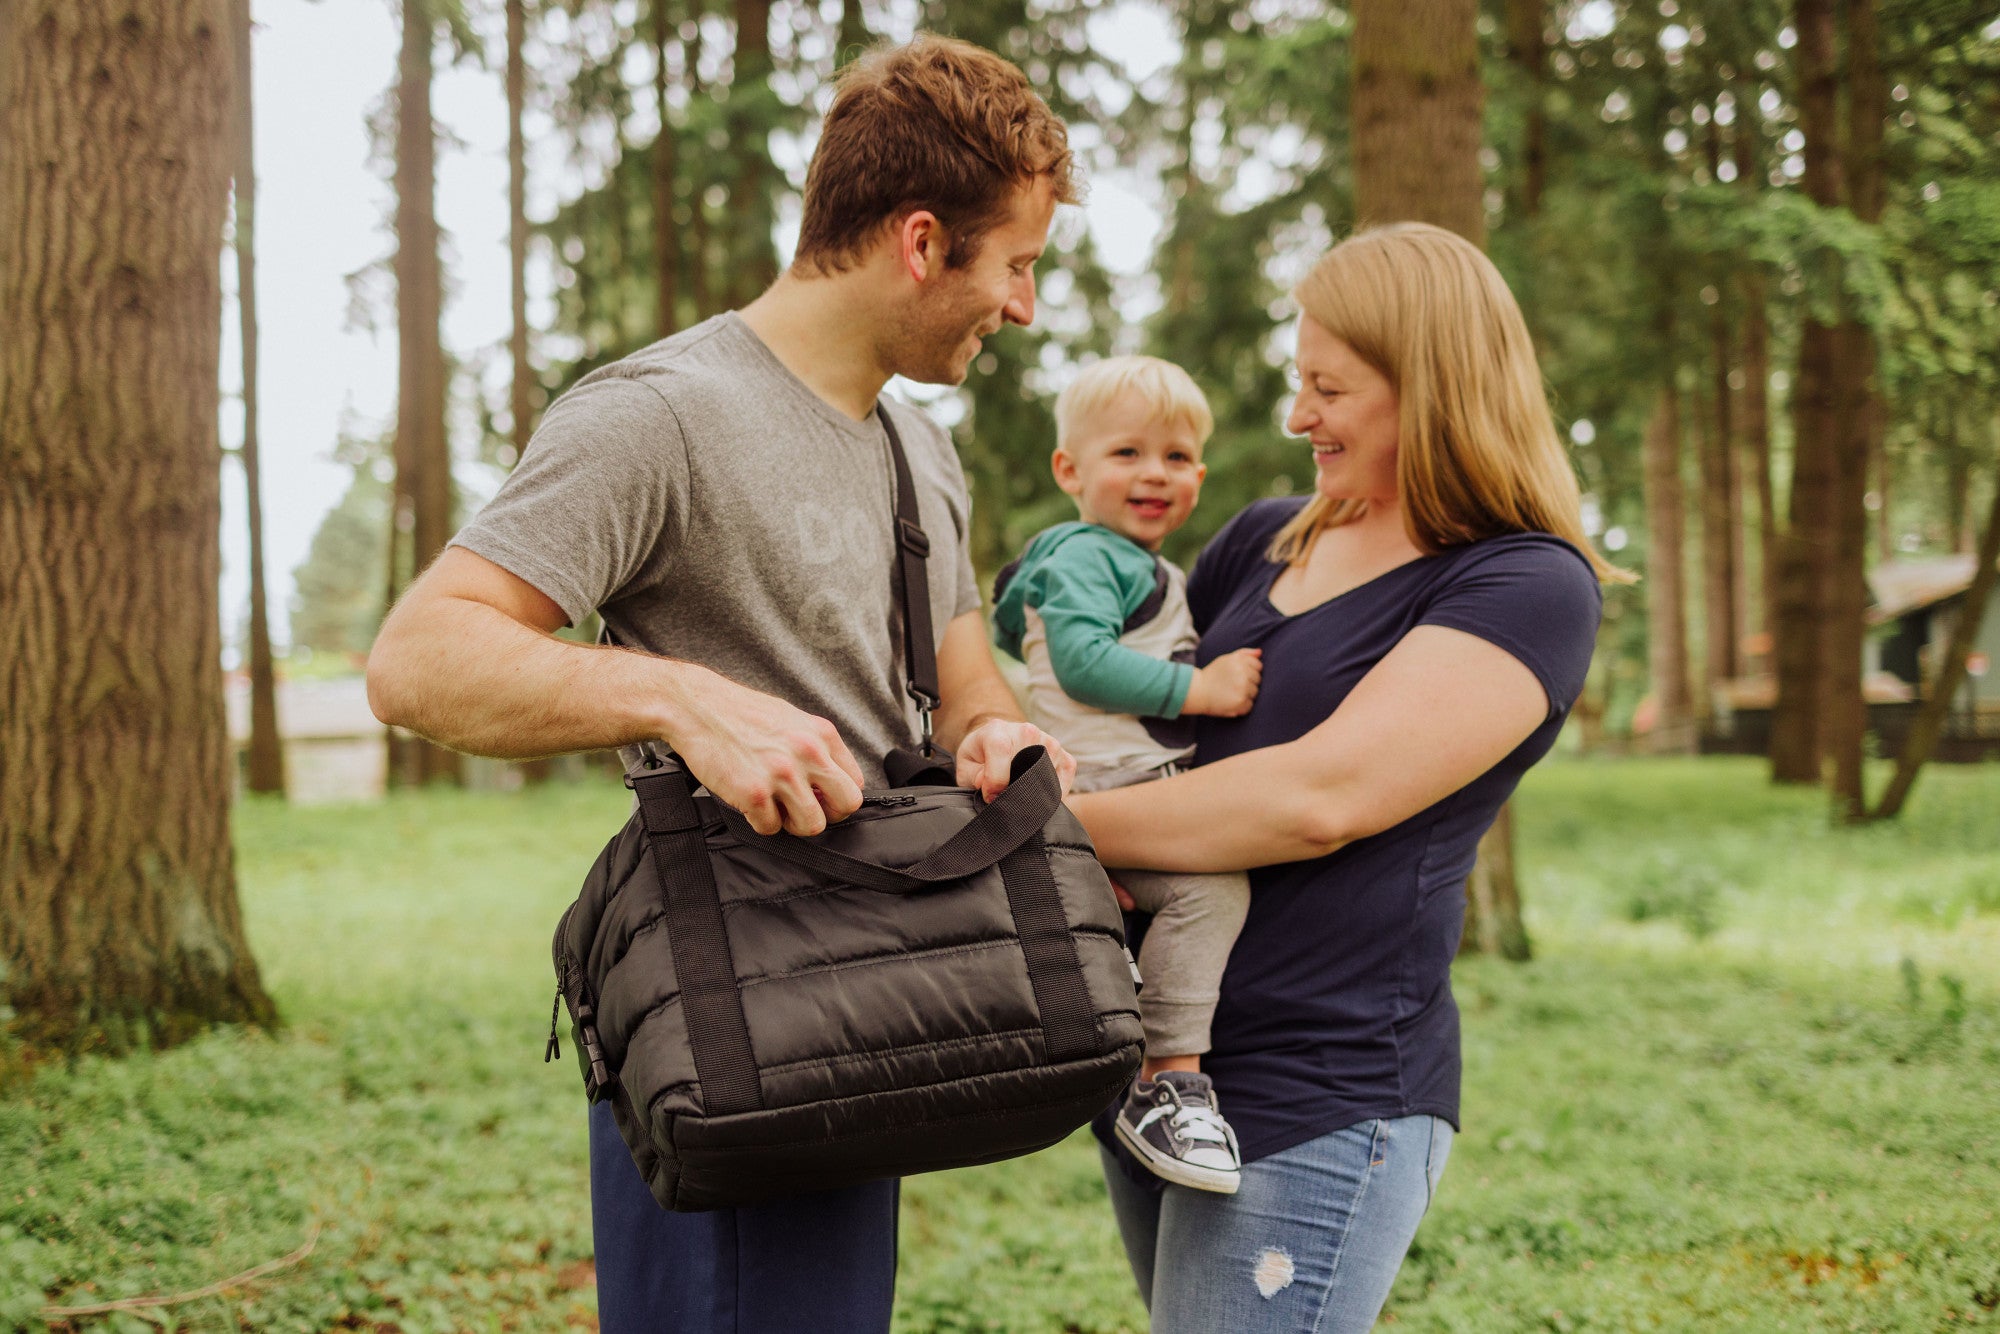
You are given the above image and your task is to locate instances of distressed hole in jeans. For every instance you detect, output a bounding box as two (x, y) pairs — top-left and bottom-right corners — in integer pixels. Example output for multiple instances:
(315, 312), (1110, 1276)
(1252, 1247), (1295, 1298)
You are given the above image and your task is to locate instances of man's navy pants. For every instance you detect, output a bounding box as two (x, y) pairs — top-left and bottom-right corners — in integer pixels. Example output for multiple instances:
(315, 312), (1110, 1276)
(588, 1100), (899, 1332)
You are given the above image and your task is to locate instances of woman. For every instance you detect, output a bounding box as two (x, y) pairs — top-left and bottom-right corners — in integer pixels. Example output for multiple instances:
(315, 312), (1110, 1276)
(1070, 222), (1631, 1333)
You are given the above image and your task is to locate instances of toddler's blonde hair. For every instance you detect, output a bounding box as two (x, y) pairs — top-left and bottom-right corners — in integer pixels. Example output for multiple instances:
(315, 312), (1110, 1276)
(1054, 355), (1214, 455)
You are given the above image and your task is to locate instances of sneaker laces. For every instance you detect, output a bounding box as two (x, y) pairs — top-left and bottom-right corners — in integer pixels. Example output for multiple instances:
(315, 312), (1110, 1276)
(1135, 1081), (1234, 1149)
(1167, 1102), (1232, 1146)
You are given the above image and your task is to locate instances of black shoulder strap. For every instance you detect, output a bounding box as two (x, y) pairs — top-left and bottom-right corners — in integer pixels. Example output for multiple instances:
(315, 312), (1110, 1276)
(878, 404), (940, 755)
(613, 404), (942, 767)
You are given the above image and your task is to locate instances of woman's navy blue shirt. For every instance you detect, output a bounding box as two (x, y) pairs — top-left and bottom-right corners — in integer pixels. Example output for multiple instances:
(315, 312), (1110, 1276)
(1137, 498), (1602, 1166)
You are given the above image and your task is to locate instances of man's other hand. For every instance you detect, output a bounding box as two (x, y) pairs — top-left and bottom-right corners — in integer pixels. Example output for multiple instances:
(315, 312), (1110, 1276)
(954, 719), (1077, 802)
(671, 666), (867, 836)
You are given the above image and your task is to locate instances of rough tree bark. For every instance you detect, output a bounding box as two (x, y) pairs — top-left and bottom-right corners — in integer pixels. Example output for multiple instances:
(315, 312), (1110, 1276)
(392, 0), (460, 786)
(1352, 0), (1522, 959)
(1826, 0), (1884, 820)
(233, 0), (284, 796)
(1769, 0), (1843, 784)
(651, 0), (681, 338)
(1351, 0), (1485, 246)
(0, 0), (278, 1051)
(1644, 387), (1697, 750)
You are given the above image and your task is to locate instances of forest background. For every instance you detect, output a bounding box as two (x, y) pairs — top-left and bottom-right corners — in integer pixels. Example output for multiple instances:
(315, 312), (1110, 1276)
(3, 0), (1999, 1326)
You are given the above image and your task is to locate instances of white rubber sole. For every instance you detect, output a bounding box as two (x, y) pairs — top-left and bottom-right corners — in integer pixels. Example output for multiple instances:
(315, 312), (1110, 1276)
(1115, 1115), (1242, 1194)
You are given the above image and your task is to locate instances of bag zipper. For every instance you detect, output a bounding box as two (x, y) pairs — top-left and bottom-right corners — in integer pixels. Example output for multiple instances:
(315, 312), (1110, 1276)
(549, 900), (612, 1098)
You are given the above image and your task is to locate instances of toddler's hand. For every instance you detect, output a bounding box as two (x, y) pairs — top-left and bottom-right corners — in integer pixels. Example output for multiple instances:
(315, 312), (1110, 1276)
(1184, 648), (1263, 717)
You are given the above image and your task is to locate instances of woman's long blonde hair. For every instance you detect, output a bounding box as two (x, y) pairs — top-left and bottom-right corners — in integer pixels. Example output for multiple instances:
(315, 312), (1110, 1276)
(1268, 222), (1633, 584)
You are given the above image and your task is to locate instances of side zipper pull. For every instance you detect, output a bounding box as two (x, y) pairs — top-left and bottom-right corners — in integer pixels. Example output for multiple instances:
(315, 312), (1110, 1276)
(1124, 946), (1144, 990)
(545, 989), (562, 1063)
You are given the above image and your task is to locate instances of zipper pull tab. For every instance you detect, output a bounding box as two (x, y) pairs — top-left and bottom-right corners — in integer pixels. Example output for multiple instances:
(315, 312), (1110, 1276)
(545, 989), (562, 1063)
(1124, 946), (1144, 990)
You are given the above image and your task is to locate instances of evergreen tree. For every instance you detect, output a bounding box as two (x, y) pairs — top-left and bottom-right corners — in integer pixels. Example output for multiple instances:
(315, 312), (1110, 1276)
(234, 0), (286, 797)
(1, 0), (278, 1052)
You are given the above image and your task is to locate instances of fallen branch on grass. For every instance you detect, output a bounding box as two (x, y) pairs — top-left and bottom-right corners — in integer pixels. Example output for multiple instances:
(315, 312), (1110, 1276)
(40, 1221), (321, 1318)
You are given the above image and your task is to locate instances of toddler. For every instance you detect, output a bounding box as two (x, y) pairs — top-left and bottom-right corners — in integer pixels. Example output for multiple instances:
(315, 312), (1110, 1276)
(992, 356), (1261, 1193)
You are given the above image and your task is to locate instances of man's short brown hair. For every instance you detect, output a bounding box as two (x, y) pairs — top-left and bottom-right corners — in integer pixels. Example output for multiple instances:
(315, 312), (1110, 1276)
(793, 34), (1078, 275)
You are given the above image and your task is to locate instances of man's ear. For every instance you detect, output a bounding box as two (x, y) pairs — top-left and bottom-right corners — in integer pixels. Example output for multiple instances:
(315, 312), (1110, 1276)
(898, 209), (947, 284)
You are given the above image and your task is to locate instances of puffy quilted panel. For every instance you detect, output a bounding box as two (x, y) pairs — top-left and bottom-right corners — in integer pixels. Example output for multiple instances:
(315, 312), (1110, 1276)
(554, 763), (1144, 1210)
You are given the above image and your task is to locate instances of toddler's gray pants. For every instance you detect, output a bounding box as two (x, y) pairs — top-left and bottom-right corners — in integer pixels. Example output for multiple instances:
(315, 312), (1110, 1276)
(1074, 759), (1251, 1059)
(1115, 866), (1251, 1058)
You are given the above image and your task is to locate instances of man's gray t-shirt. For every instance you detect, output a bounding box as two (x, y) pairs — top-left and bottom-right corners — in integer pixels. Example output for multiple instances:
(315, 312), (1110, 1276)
(451, 312), (982, 785)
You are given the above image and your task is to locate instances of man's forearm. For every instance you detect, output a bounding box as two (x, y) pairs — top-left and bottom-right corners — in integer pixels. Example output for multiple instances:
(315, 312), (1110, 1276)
(368, 594), (693, 759)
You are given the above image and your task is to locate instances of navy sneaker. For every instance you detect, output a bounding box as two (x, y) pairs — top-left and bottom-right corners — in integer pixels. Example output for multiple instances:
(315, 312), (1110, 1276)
(1113, 1071), (1242, 1193)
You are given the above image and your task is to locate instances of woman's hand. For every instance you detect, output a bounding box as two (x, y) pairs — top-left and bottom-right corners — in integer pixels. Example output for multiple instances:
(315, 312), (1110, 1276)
(1182, 648), (1263, 717)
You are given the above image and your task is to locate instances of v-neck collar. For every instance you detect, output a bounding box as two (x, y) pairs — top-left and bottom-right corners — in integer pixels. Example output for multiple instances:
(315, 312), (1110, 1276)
(1259, 550), (1432, 619)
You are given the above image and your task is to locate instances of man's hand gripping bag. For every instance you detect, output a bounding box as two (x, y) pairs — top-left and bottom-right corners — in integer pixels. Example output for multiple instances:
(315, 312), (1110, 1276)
(550, 743), (1144, 1211)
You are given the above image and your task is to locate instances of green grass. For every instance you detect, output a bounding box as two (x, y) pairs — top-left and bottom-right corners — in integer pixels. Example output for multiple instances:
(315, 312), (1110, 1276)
(4, 760), (1997, 1331)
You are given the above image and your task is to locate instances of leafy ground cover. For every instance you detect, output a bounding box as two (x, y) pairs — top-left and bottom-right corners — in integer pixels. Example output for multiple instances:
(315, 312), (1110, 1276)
(4, 759), (1995, 1331)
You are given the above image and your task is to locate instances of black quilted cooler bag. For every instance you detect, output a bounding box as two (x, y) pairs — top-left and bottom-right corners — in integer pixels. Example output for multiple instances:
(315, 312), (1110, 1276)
(546, 407), (1144, 1212)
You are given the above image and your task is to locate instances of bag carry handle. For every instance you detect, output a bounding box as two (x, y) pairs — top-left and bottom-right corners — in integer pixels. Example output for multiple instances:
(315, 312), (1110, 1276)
(708, 746), (1063, 894)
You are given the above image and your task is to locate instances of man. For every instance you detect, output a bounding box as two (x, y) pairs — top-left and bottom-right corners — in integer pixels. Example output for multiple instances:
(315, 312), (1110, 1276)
(366, 33), (1079, 1334)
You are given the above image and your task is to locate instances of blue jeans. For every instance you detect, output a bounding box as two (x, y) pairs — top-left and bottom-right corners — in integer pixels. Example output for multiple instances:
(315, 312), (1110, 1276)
(1100, 1115), (1452, 1334)
(589, 1100), (899, 1333)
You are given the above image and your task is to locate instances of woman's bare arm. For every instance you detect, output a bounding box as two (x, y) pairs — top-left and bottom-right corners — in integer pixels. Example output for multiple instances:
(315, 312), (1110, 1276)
(1067, 625), (1551, 872)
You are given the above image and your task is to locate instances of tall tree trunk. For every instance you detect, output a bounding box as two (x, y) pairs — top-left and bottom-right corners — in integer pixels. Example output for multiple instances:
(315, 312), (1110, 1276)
(604, 135), (632, 347)
(1700, 123), (1739, 691)
(1826, 0), (1885, 820)
(506, 0), (556, 788)
(1951, 441), (1977, 553)
(1870, 454), (2000, 820)
(1, 0), (278, 1051)
(1735, 111), (1777, 650)
(1504, 0), (1545, 217)
(1351, 0), (1485, 246)
(1873, 438), (1892, 559)
(1769, 0), (1843, 785)
(838, 0), (868, 65)
(1644, 387), (1697, 750)
(651, 0), (681, 338)
(1702, 303), (1740, 689)
(1458, 803), (1529, 960)
(729, 0), (776, 302)
(394, 0), (460, 786)
(687, 0), (715, 318)
(507, 0), (534, 448)
(1352, 0), (1521, 958)
(233, 0), (284, 797)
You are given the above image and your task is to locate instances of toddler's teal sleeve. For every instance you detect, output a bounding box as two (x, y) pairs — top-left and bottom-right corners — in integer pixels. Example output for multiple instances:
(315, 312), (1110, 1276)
(1030, 531), (1194, 718)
